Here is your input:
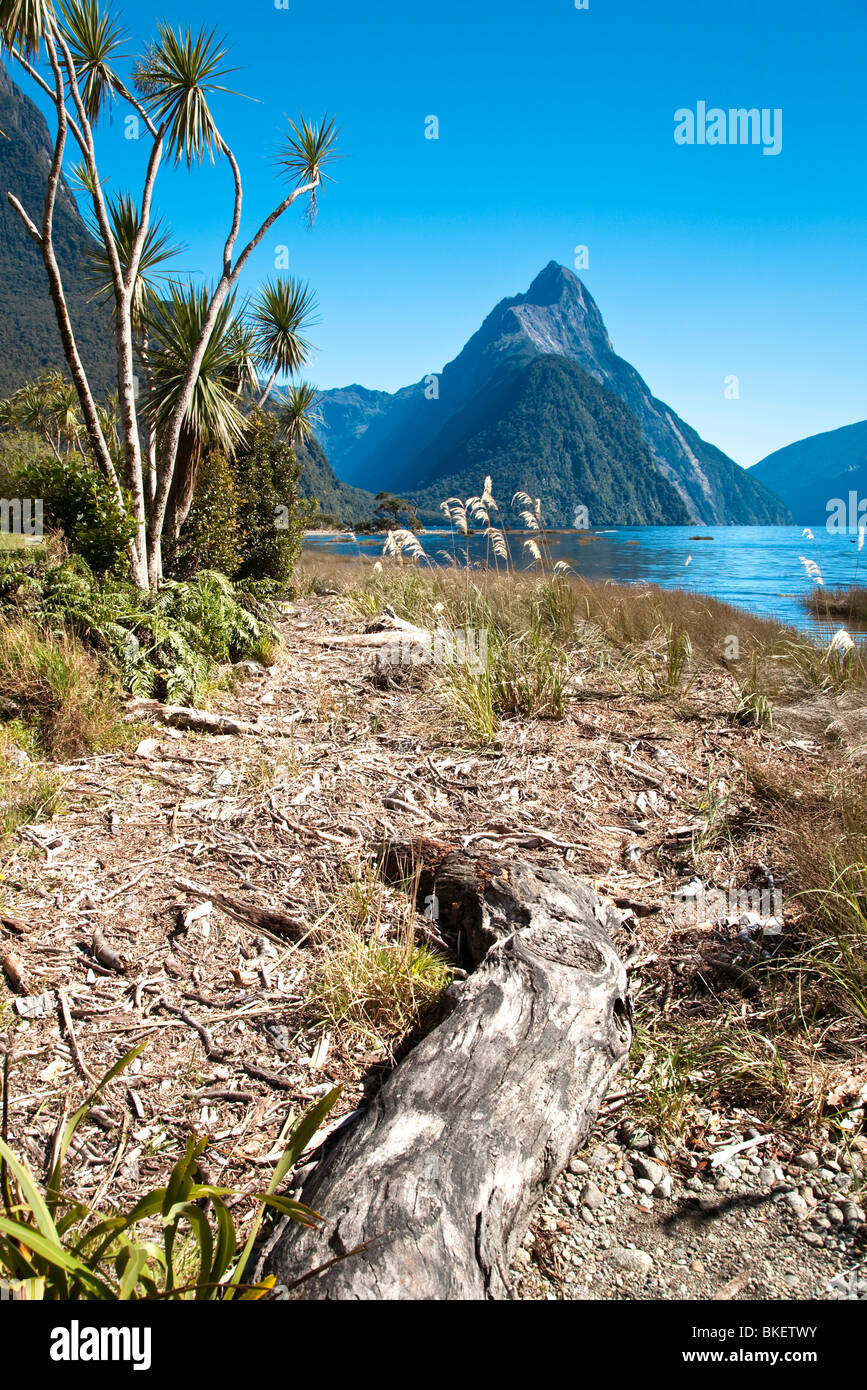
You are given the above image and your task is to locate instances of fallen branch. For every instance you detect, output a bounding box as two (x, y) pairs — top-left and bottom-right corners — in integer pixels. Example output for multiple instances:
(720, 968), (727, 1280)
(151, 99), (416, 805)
(157, 999), (226, 1060)
(174, 875), (306, 939)
(125, 699), (264, 737)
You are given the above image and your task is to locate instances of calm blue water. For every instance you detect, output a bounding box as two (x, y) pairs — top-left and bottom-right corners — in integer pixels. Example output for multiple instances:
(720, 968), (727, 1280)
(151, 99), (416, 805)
(304, 526), (867, 637)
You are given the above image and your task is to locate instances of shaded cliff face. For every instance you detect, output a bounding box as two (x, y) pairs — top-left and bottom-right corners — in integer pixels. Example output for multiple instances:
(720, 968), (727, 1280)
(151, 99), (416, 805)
(316, 263), (792, 526)
(295, 433), (375, 524)
(0, 59), (113, 398)
(751, 420), (867, 525)
(407, 353), (691, 527)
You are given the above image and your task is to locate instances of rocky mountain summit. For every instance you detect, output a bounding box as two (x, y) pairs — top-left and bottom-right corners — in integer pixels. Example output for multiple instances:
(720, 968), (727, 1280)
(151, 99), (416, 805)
(316, 263), (791, 526)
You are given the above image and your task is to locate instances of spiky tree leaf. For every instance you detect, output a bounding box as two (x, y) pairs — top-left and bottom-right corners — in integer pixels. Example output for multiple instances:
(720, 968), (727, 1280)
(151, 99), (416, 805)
(250, 276), (317, 377)
(135, 25), (236, 166)
(0, 0), (55, 58)
(58, 0), (124, 123)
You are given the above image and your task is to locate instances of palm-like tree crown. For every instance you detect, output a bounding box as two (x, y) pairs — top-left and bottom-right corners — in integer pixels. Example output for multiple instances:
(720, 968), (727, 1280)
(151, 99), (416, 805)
(146, 282), (247, 455)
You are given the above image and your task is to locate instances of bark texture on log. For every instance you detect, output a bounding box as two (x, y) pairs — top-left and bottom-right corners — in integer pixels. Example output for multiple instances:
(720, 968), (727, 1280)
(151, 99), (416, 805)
(261, 844), (631, 1300)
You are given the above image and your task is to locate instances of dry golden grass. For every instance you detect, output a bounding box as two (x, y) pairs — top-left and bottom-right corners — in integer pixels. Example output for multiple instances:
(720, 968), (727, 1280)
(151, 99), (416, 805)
(0, 621), (125, 760)
(804, 584), (867, 626)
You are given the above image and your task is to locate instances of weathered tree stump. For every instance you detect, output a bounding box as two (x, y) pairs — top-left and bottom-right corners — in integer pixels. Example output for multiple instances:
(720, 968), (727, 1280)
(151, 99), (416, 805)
(261, 843), (631, 1300)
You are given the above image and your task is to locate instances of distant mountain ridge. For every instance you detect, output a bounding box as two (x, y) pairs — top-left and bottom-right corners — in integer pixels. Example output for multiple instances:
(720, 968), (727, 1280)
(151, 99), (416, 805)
(750, 420), (867, 525)
(408, 353), (690, 525)
(316, 263), (791, 527)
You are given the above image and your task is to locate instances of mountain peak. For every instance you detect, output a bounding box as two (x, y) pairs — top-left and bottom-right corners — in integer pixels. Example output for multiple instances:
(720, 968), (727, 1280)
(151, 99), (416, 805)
(523, 261), (581, 305)
(500, 261), (614, 363)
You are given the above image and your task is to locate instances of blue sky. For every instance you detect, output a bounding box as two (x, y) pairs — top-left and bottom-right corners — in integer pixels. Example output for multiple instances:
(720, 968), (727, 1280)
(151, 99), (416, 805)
(21, 0), (867, 466)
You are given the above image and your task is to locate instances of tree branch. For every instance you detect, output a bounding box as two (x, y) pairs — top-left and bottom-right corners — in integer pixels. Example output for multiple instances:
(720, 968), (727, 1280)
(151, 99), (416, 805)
(6, 193), (42, 245)
(148, 174), (318, 584)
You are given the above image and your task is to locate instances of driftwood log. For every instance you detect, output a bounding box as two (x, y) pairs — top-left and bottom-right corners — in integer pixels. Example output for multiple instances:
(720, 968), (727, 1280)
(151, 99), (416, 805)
(260, 842), (632, 1300)
(125, 698), (264, 737)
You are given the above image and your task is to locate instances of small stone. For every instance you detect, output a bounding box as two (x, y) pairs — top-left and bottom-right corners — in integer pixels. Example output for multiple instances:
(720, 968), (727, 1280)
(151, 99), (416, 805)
(632, 1156), (665, 1186)
(568, 1158), (590, 1176)
(581, 1182), (605, 1212)
(759, 1165), (776, 1186)
(802, 1233), (825, 1248)
(635, 1178), (655, 1196)
(686, 1175), (704, 1191)
(715, 1175), (732, 1192)
(654, 1174), (673, 1200)
(607, 1247), (653, 1276)
(784, 1192), (809, 1219)
(580, 1208), (596, 1227)
(826, 1205), (845, 1226)
(689, 1260), (705, 1274)
(618, 1182), (634, 1198)
(794, 1150), (820, 1170)
(818, 1168), (836, 1183)
(841, 1201), (865, 1225)
(834, 1173), (853, 1192)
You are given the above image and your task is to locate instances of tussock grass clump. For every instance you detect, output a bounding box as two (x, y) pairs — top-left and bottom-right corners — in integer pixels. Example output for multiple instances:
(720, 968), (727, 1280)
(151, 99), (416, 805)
(629, 1022), (810, 1149)
(0, 728), (65, 838)
(308, 926), (451, 1045)
(307, 862), (452, 1048)
(778, 779), (867, 1026)
(803, 585), (867, 626)
(0, 622), (122, 759)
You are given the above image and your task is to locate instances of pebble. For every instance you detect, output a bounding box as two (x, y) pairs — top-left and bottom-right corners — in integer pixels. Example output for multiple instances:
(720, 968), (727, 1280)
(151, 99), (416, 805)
(632, 1157), (666, 1186)
(794, 1150), (820, 1171)
(568, 1158), (590, 1176)
(784, 1192), (809, 1219)
(607, 1247), (653, 1275)
(581, 1183), (605, 1212)
(635, 1178), (655, 1196)
(759, 1165), (776, 1186)
(654, 1174), (673, 1200)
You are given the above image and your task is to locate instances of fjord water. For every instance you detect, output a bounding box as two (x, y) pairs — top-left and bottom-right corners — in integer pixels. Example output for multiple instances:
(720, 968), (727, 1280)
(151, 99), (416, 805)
(305, 526), (866, 637)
